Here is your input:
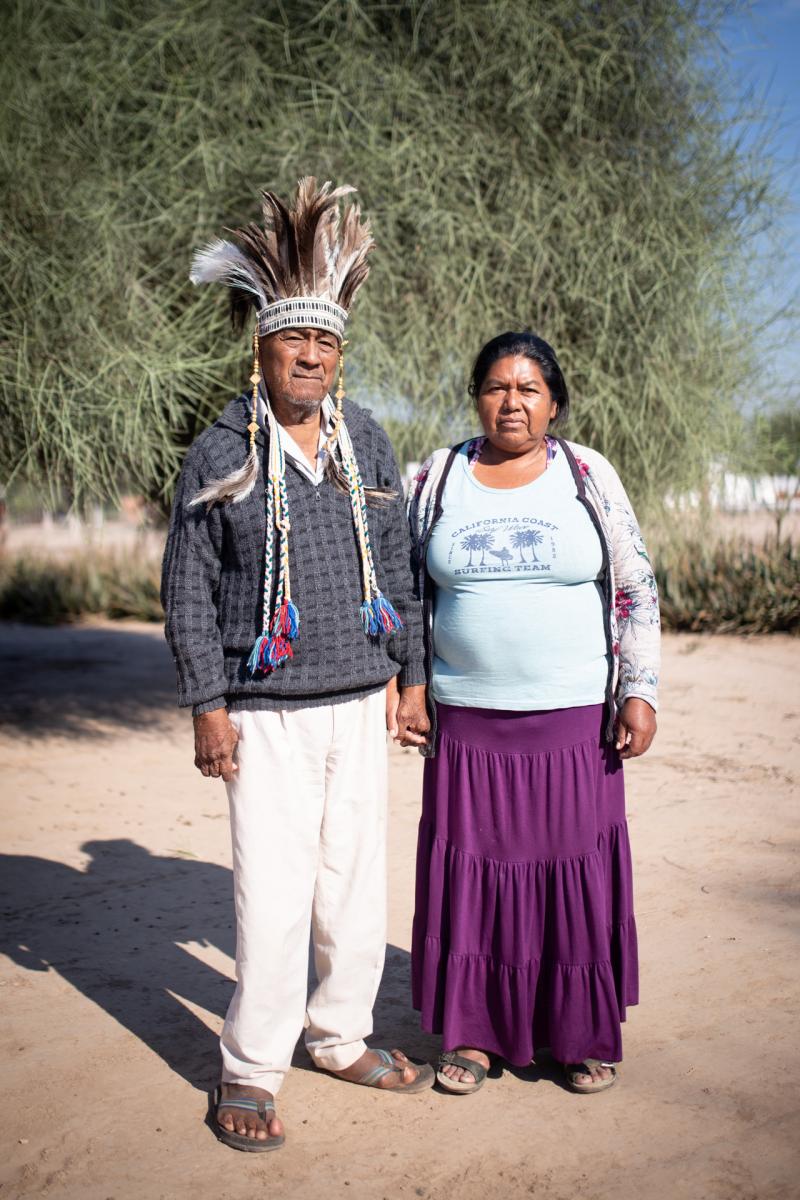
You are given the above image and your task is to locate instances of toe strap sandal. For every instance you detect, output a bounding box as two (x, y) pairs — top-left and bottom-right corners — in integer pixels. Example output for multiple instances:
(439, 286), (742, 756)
(211, 1086), (285, 1152)
(436, 1051), (489, 1095)
(563, 1059), (617, 1094)
(325, 1048), (435, 1093)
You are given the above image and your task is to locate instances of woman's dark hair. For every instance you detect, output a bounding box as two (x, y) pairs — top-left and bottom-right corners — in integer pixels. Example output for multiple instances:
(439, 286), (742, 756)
(468, 331), (570, 427)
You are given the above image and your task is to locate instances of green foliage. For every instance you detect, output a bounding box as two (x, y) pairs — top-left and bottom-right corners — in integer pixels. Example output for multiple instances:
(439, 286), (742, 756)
(748, 404), (800, 479)
(654, 536), (800, 633)
(0, 0), (789, 512)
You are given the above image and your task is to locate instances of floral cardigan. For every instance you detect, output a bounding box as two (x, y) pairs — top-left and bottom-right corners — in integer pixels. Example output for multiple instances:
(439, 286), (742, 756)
(407, 436), (660, 754)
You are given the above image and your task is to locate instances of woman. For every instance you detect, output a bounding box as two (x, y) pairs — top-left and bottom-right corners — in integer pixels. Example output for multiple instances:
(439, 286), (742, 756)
(395, 331), (659, 1095)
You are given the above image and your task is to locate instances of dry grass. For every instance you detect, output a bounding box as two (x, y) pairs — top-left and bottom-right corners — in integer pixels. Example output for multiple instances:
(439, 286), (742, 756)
(1, 524), (797, 633)
(0, 551), (162, 624)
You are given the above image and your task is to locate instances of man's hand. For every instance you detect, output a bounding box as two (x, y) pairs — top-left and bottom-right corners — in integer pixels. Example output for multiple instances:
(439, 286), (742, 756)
(394, 684), (431, 748)
(193, 709), (239, 781)
(615, 697), (656, 760)
(386, 675), (400, 738)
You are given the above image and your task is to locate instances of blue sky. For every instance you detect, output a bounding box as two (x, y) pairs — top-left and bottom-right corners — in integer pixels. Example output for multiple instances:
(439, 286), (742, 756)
(721, 1), (800, 393)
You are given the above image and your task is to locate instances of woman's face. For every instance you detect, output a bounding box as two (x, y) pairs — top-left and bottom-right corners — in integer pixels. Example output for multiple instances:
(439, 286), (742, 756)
(476, 354), (557, 455)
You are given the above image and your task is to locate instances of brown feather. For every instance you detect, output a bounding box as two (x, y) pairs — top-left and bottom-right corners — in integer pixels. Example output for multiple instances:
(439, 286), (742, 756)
(224, 222), (283, 328)
(333, 204), (375, 308)
(261, 191), (300, 293)
(233, 223), (283, 297)
(293, 178), (360, 296)
(338, 259), (371, 310)
(193, 176), (375, 328)
(293, 177), (331, 294)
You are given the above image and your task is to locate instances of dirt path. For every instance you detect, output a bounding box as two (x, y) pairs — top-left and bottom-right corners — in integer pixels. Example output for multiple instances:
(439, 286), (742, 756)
(1, 624), (798, 1200)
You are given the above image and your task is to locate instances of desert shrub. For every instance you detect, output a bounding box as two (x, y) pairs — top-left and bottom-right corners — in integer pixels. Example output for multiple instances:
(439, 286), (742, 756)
(0, 553), (162, 624)
(1, 535), (796, 632)
(654, 537), (799, 634)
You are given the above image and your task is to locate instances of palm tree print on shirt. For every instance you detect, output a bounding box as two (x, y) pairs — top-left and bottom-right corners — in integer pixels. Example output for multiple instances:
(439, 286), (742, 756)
(510, 528), (544, 562)
(475, 532), (495, 565)
(460, 531), (495, 566)
(460, 532), (482, 566)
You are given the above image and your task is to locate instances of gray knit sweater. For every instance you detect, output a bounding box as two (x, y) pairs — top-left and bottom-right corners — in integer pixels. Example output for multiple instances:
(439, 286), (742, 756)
(161, 394), (425, 714)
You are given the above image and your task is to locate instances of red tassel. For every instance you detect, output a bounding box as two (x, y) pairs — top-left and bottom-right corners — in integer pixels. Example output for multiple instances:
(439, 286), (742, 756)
(267, 634), (293, 669)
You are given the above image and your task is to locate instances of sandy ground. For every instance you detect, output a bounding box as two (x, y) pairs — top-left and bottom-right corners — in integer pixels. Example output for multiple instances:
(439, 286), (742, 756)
(1, 624), (798, 1200)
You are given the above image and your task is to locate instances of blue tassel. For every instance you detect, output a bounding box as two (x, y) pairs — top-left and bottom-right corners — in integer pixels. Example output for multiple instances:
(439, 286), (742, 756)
(360, 593), (404, 637)
(247, 634), (270, 676)
(360, 599), (379, 636)
(373, 592), (404, 633)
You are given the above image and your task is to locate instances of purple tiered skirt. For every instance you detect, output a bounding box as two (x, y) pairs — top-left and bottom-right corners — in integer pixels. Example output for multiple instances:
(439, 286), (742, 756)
(411, 702), (638, 1066)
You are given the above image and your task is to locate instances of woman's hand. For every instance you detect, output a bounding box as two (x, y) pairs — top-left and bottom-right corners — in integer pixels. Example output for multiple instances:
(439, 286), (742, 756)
(386, 675), (400, 738)
(395, 684), (431, 748)
(615, 698), (657, 759)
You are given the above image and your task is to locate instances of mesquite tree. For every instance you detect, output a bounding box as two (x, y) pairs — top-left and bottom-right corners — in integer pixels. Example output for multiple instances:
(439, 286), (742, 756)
(0, 0), (789, 513)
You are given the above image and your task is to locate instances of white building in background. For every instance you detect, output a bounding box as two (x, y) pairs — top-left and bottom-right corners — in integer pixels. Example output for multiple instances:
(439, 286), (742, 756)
(408, 456), (800, 513)
(667, 464), (799, 512)
(709, 469), (800, 512)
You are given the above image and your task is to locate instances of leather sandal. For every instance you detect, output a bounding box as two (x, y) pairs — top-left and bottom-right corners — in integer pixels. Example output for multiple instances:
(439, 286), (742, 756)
(563, 1059), (617, 1094)
(436, 1050), (489, 1095)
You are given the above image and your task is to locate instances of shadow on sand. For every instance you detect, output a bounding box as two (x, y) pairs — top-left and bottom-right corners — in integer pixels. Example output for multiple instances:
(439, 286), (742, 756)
(0, 622), (178, 736)
(0, 839), (434, 1093)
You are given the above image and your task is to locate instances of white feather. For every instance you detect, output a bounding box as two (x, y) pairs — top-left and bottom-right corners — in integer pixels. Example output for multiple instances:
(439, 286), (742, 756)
(187, 446), (260, 511)
(330, 247), (364, 296)
(189, 239), (268, 309)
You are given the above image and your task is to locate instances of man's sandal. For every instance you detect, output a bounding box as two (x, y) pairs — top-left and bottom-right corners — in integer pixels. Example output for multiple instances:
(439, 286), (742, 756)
(324, 1047), (434, 1093)
(563, 1060), (617, 1094)
(210, 1086), (285, 1152)
(436, 1051), (489, 1095)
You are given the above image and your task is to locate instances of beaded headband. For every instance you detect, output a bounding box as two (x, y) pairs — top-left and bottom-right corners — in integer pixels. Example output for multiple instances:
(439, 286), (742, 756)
(257, 297), (347, 340)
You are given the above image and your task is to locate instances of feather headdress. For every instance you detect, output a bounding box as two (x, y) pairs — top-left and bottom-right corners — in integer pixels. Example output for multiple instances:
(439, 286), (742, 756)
(190, 177), (374, 339)
(187, 178), (402, 678)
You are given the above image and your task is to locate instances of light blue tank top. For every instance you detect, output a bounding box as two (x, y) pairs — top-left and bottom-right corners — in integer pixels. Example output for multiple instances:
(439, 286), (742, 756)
(427, 444), (608, 711)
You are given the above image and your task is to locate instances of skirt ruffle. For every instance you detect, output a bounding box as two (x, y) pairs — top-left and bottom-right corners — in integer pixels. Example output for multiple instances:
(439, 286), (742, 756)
(411, 702), (638, 1066)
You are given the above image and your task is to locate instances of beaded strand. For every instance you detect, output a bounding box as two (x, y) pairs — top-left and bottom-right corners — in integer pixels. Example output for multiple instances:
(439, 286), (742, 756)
(247, 390), (402, 678)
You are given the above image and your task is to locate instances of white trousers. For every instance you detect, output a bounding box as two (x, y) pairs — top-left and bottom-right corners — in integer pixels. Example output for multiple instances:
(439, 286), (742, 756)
(220, 689), (388, 1095)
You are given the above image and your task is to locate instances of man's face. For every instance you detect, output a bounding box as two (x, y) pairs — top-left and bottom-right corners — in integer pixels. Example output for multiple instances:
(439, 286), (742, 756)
(260, 327), (339, 412)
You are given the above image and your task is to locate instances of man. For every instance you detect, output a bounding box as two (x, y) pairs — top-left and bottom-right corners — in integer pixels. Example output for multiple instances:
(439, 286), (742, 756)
(161, 178), (432, 1153)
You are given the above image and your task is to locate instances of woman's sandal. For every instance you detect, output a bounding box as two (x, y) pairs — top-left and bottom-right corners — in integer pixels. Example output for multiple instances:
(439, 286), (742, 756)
(436, 1051), (489, 1095)
(323, 1047), (435, 1093)
(210, 1086), (285, 1152)
(563, 1059), (617, 1094)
